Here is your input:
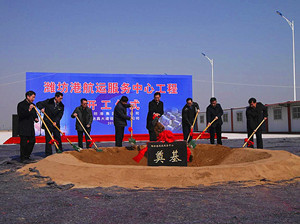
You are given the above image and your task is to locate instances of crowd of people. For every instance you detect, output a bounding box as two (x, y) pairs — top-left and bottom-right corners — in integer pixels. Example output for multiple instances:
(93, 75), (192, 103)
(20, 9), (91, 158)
(17, 90), (268, 163)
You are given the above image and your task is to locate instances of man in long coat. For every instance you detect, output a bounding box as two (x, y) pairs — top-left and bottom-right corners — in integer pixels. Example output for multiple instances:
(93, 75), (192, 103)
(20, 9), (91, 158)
(146, 92), (164, 141)
(246, 97), (268, 148)
(17, 91), (39, 163)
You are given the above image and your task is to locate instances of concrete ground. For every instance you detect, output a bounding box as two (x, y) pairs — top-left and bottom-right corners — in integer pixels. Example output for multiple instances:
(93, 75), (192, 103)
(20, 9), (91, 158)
(0, 133), (299, 223)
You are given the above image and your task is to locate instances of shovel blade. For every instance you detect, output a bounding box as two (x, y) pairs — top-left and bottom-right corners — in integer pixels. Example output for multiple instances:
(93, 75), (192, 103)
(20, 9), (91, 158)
(129, 138), (136, 145)
(188, 140), (197, 149)
(72, 144), (82, 152)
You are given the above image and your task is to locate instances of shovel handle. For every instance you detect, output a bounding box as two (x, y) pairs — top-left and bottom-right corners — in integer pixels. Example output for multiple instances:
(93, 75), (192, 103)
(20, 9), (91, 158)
(75, 115), (99, 150)
(187, 111), (199, 142)
(195, 117), (218, 140)
(130, 107), (133, 138)
(42, 111), (73, 145)
(33, 106), (59, 150)
(243, 119), (266, 148)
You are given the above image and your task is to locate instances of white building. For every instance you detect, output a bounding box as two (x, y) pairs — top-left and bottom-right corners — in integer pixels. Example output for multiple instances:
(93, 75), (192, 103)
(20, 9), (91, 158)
(197, 101), (300, 133)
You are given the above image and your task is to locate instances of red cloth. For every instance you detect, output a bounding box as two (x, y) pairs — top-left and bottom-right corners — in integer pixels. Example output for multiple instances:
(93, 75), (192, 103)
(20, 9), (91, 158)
(157, 130), (175, 143)
(133, 130), (191, 163)
(49, 139), (59, 145)
(187, 146), (191, 162)
(128, 127), (133, 132)
(190, 128), (193, 135)
(152, 114), (159, 120)
(132, 146), (148, 163)
(87, 139), (95, 148)
(244, 138), (254, 147)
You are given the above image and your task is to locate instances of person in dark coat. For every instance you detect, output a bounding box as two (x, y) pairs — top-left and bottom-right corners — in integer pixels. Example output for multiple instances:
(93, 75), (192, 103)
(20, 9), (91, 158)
(182, 98), (200, 142)
(113, 96), (131, 147)
(146, 92), (164, 141)
(246, 98), (268, 149)
(206, 97), (223, 145)
(17, 91), (39, 163)
(71, 98), (93, 148)
(36, 92), (64, 156)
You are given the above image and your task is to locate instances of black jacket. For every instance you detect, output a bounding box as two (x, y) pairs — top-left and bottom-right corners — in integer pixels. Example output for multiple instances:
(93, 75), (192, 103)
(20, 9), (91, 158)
(246, 102), (268, 130)
(17, 99), (38, 136)
(182, 102), (200, 126)
(113, 101), (131, 127)
(36, 97), (64, 129)
(146, 100), (164, 130)
(206, 103), (223, 127)
(71, 106), (93, 131)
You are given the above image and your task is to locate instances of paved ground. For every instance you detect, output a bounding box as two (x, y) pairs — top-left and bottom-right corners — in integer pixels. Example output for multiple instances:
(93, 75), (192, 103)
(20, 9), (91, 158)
(0, 138), (299, 223)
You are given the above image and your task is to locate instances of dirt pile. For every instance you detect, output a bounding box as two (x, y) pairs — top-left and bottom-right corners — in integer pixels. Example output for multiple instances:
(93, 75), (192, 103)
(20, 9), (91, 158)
(18, 144), (300, 189)
(69, 146), (148, 166)
(68, 144), (271, 167)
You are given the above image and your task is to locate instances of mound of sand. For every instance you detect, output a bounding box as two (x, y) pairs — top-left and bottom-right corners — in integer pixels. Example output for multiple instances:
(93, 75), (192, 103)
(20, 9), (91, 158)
(18, 144), (300, 189)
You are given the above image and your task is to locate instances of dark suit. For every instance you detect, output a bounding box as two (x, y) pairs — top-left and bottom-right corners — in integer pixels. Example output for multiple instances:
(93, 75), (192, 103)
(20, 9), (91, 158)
(246, 102), (268, 148)
(146, 100), (164, 141)
(206, 103), (223, 145)
(17, 99), (38, 161)
(182, 102), (199, 142)
(71, 106), (93, 148)
(36, 98), (64, 156)
(113, 102), (131, 147)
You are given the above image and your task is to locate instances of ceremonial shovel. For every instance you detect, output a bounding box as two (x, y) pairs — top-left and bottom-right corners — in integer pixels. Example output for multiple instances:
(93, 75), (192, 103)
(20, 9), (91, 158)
(42, 111), (82, 152)
(243, 118), (266, 148)
(189, 117), (218, 149)
(33, 106), (61, 153)
(186, 111), (199, 143)
(75, 115), (102, 152)
(128, 107), (136, 145)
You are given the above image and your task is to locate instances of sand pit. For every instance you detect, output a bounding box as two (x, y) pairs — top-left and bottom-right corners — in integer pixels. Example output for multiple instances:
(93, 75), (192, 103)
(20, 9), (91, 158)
(18, 144), (300, 189)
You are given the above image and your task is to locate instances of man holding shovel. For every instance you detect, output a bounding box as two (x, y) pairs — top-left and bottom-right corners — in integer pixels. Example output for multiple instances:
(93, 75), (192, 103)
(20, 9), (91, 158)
(71, 98), (93, 149)
(17, 91), (39, 163)
(146, 92), (164, 141)
(246, 98), (268, 148)
(206, 97), (223, 145)
(182, 98), (200, 142)
(113, 96), (132, 147)
(37, 92), (64, 156)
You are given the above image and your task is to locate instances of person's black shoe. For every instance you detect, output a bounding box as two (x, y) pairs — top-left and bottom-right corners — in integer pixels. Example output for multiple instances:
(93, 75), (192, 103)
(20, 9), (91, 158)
(22, 158), (36, 164)
(21, 160), (31, 164)
(27, 158), (36, 162)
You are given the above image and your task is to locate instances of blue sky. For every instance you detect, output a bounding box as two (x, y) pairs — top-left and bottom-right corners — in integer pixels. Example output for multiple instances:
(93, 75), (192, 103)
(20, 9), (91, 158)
(0, 0), (299, 129)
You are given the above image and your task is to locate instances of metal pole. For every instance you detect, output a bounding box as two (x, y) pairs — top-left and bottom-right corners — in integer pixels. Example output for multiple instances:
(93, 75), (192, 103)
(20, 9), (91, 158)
(202, 53), (215, 97)
(276, 11), (297, 101)
(211, 59), (214, 97)
(292, 21), (296, 101)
